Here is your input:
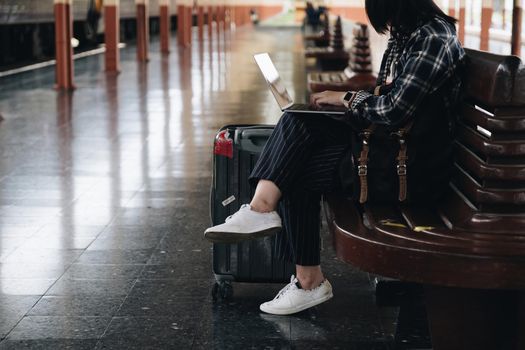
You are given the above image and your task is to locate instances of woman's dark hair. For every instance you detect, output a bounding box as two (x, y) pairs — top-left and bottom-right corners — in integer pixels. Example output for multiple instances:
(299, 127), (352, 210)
(365, 0), (457, 34)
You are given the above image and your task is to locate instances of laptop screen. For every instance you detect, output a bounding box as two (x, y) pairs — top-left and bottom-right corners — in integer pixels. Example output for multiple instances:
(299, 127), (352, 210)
(254, 53), (294, 110)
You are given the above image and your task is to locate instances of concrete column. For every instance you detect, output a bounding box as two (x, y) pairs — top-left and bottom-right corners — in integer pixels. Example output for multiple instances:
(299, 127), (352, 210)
(480, 0), (493, 51)
(458, 0), (466, 44)
(54, 0), (75, 90)
(136, 0), (149, 61)
(512, 0), (523, 56)
(104, 0), (120, 72)
(160, 0), (170, 53)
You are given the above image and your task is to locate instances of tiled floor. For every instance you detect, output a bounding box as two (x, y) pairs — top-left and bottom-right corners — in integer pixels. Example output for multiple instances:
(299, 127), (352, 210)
(0, 26), (423, 349)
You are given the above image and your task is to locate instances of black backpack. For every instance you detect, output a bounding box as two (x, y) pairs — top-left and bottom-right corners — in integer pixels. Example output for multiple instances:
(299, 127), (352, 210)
(339, 84), (455, 204)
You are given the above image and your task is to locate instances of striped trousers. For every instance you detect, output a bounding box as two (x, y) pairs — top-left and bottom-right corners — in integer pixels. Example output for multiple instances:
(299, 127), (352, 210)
(249, 112), (354, 266)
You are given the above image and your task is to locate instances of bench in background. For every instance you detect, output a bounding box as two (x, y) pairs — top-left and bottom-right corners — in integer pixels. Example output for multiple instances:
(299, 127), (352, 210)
(305, 16), (350, 70)
(308, 23), (377, 93)
(304, 16), (331, 48)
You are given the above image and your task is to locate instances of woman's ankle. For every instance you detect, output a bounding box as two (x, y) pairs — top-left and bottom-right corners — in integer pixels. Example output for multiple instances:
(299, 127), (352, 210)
(250, 180), (281, 212)
(297, 275), (325, 290)
(296, 267), (325, 290)
(249, 199), (275, 213)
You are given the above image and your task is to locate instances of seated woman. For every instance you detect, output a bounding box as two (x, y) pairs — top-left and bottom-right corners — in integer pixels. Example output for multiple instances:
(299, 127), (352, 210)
(205, 0), (465, 316)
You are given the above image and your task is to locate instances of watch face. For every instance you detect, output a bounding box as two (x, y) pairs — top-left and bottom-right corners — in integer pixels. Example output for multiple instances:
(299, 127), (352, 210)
(344, 92), (353, 101)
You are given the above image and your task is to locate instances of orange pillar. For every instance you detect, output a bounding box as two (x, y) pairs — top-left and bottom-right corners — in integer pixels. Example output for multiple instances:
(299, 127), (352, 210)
(185, 3), (192, 45)
(54, 0), (75, 90)
(458, 0), (466, 45)
(512, 0), (523, 56)
(225, 3), (231, 30)
(480, 0), (493, 51)
(222, 4), (227, 30)
(208, 4), (214, 38)
(105, 0), (120, 72)
(221, 3), (227, 32)
(177, 2), (185, 46)
(224, 3), (229, 30)
(232, 5), (239, 26)
(230, 4), (235, 26)
(239, 5), (244, 25)
(238, 5), (244, 25)
(160, 0), (170, 53)
(447, 0), (456, 17)
(136, 0), (149, 61)
(217, 4), (223, 32)
(237, 6), (244, 26)
(198, 4), (205, 40)
(216, 4), (222, 35)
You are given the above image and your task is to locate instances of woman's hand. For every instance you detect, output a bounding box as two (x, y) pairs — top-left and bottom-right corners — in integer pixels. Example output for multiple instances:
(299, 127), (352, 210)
(310, 91), (347, 108)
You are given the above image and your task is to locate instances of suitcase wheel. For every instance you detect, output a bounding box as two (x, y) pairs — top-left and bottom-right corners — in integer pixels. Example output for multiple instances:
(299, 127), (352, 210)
(212, 281), (234, 301)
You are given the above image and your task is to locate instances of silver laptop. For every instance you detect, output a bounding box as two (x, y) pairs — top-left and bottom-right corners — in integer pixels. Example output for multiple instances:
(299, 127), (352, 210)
(254, 53), (346, 116)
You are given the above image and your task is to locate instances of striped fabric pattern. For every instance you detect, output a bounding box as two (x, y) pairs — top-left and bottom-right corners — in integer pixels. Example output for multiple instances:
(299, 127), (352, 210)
(249, 113), (353, 266)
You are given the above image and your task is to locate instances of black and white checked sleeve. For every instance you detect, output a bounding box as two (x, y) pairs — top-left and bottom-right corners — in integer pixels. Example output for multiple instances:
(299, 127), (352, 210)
(350, 34), (456, 127)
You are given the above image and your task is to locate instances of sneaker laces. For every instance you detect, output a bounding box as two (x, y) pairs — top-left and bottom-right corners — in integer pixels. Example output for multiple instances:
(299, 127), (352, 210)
(273, 275), (298, 301)
(225, 204), (250, 222)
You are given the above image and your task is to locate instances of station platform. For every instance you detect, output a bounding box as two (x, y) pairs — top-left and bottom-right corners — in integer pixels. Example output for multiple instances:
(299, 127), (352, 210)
(0, 27), (424, 349)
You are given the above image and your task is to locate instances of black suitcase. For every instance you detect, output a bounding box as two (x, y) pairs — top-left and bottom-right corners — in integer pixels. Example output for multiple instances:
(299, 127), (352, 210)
(210, 124), (295, 300)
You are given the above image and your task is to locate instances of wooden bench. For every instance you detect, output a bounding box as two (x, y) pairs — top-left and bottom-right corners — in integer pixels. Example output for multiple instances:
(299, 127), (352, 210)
(304, 16), (330, 48)
(305, 16), (350, 70)
(324, 48), (525, 350)
(307, 23), (377, 93)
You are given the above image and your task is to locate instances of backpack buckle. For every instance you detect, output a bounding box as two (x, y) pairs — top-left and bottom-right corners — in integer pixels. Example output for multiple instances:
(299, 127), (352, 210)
(358, 165), (368, 176)
(397, 164), (407, 176)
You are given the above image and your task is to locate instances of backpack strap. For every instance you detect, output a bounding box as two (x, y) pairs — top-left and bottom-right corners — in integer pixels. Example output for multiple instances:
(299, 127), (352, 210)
(357, 125), (376, 204)
(391, 120), (415, 202)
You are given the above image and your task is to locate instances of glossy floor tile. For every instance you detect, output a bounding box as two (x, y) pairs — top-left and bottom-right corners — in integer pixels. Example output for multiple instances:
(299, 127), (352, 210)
(0, 25), (429, 349)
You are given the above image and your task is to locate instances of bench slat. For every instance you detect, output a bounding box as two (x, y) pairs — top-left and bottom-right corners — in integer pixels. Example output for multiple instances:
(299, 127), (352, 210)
(461, 103), (525, 133)
(457, 124), (525, 159)
(453, 165), (525, 205)
(439, 187), (525, 232)
(455, 143), (525, 182)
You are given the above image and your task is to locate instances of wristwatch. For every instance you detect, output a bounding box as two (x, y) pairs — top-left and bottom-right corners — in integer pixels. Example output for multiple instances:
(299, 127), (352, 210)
(342, 91), (356, 108)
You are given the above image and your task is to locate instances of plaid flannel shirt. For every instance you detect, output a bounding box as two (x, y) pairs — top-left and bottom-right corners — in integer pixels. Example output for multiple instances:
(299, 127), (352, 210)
(350, 16), (465, 126)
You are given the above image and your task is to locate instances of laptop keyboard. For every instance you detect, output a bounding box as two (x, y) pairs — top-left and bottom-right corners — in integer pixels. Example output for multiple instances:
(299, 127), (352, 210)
(290, 103), (346, 113)
(291, 103), (316, 111)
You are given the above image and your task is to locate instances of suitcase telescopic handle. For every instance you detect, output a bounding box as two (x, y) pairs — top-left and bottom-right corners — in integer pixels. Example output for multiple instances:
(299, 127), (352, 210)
(238, 129), (273, 153)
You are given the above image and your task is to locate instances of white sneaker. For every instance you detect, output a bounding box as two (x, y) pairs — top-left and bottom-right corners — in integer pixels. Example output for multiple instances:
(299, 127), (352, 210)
(259, 275), (333, 315)
(204, 204), (282, 243)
